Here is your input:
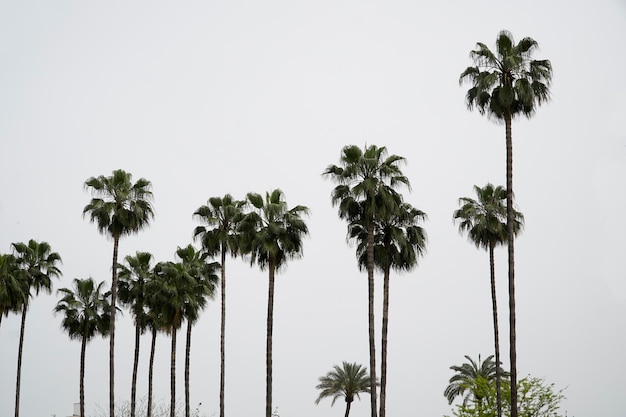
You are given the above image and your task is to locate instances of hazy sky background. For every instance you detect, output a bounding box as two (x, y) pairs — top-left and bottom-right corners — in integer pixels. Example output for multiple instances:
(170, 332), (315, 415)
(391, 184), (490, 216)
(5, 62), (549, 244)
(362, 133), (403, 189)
(1, 1), (625, 417)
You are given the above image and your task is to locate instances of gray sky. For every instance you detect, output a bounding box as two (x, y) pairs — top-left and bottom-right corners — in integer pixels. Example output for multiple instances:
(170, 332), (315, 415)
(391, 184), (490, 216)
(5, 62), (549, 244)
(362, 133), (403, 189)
(1, 1), (625, 416)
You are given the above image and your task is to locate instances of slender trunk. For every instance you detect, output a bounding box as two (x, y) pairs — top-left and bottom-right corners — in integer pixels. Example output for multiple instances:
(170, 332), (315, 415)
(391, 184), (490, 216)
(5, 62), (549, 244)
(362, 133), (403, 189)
(379, 264), (390, 417)
(266, 260), (276, 417)
(366, 220), (377, 417)
(220, 245), (226, 417)
(489, 243), (503, 417)
(80, 334), (87, 417)
(345, 399), (352, 417)
(147, 326), (157, 417)
(110, 236), (120, 417)
(170, 325), (177, 417)
(505, 113), (518, 417)
(131, 322), (140, 417)
(14, 302), (27, 417)
(185, 320), (192, 417)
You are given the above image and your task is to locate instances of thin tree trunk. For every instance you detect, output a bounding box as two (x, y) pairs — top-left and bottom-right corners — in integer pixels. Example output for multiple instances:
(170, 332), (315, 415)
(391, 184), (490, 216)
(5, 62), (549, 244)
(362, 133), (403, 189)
(147, 327), (156, 417)
(489, 243), (503, 417)
(220, 245), (226, 417)
(170, 326), (177, 417)
(379, 265), (390, 417)
(80, 334), (87, 417)
(14, 302), (27, 417)
(131, 322), (140, 417)
(110, 236), (120, 417)
(505, 113), (518, 417)
(185, 320), (192, 417)
(345, 399), (352, 417)
(266, 262), (275, 417)
(366, 220), (377, 417)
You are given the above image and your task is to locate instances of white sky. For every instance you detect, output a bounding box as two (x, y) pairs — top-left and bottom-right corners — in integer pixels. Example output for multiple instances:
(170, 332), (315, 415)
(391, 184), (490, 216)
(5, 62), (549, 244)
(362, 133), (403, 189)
(1, 1), (625, 417)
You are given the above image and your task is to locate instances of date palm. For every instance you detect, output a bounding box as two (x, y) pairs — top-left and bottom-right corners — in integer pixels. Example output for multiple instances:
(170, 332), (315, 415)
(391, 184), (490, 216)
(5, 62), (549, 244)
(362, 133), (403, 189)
(11, 240), (62, 417)
(444, 354), (507, 409)
(83, 169), (154, 417)
(460, 31), (552, 417)
(239, 190), (309, 417)
(324, 144), (409, 417)
(54, 278), (112, 417)
(193, 194), (245, 417)
(351, 200), (427, 417)
(0, 253), (28, 329)
(315, 361), (374, 417)
(118, 251), (154, 417)
(454, 183), (523, 417)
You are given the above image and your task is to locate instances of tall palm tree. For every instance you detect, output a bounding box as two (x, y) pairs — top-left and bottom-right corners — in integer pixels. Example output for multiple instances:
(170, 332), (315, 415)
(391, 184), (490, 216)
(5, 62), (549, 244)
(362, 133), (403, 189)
(193, 194), (245, 417)
(324, 144), (409, 417)
(54, 278), (112, 417)
(239, 189), (309, 417)
(175, 245), (219, 417)
(0, 253), (28, 329)
(460, 31), (552, 417)
(11, 239), (62, 417)
(118, 251), (154, 417)
(444, 354), (507, 409)
(83, 169), (154, 417)
(315, 361), (374, 417)
(453, 183), (524, 417)
(351, 200), (427, 417)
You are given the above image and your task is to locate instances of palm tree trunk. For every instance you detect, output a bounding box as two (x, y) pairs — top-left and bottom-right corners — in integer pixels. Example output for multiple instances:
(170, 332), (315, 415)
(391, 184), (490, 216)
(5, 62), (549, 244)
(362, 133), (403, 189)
(366, 220), (378, 417)
(110, 236), (120, 417)
(345, 399), (352, 417)
(170, 325), (177, 417)
(220, 245), (226, 417)
(14, 302), (27, 417)
(489, 243), (503, 417)
(505, 113), (518, 417)
(379, 265), (390, 417)
(131, 323), (140, 417)
(185, 320), (192, 417)
(80, 334), (87, 417)
(266, 261), (275, 417)
(147, 327), (156, 417)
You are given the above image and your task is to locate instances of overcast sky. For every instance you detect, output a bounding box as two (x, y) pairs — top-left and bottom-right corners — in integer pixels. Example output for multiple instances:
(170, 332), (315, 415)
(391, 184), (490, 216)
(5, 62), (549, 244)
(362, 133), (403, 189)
(1, 1), (625, 417)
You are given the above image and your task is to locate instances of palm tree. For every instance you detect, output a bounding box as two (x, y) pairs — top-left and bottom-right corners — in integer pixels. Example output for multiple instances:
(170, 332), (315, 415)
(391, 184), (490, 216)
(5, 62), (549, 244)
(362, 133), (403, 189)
(444, 354), (507, 409)
(193, 194), (245, 417)
(118, 251), (154, 417)
(54, 278), (112, 417)
(0, 253), (28, 329)
(460, 31), (552, 417)
(239, 189), (309, 417)
(83, 169), (154, 417)
(324, 144), (409, 417)
(315, 361), (374, 417)
(11, 239), (62, 417)
(454, 183), (524, 417)
(175, 245), (219, 417)
(351, 200), (427, 417)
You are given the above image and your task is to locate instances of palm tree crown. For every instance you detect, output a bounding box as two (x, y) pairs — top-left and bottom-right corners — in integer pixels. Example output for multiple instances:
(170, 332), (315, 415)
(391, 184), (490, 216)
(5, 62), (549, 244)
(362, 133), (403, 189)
(315, 362), (374, 417)
(444, 354), (508, 406)
(0, 254), (28, 325)
(459, 30), (552, 121)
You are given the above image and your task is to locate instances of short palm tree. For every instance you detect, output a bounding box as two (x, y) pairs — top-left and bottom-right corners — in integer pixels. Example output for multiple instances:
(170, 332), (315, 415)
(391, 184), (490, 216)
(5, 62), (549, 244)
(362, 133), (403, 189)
(324, 144), (409, 417)
(454, 183), (523, 417)
(444, 354), (507, 409)
(460, 31), (552, 417)
(239, 189), (309, 417)
(118, 251), (154, 417)
(83, 169), (154, 417)
(11, 239), (62, 417)
(351, 200), (427, 417)
(193, 194), (245, 417)
(0, 253), (28, 329)
(315, 361), (374, 417)
(54, 278), (112, 417)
